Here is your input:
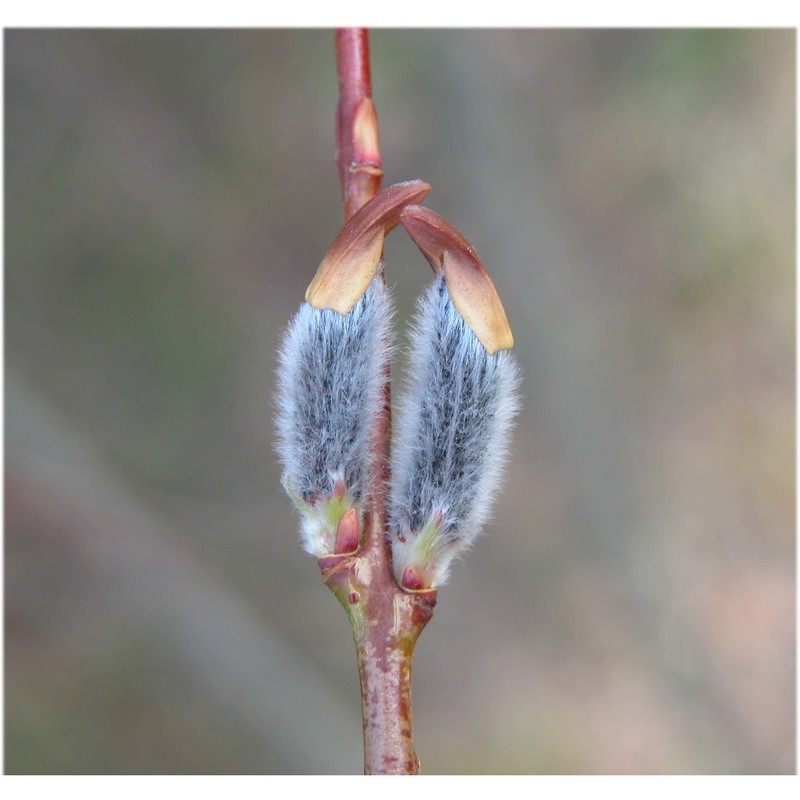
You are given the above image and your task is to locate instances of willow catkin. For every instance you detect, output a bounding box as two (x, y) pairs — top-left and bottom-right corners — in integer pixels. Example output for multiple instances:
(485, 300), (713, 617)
(276, 274), (391, 556)
(390, 274), (520, 587)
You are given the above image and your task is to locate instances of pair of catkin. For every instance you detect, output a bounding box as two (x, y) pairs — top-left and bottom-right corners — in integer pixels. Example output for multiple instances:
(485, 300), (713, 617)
(276, 265), (519, 589)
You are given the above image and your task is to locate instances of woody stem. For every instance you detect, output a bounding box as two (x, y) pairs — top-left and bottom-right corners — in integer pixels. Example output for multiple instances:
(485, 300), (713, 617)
(335, 28), (384, 222)
(326, 27), (436, 775)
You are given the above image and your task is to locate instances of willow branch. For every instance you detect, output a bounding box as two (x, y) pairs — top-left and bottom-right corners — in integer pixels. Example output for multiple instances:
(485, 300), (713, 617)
(321, 27), (436, 776)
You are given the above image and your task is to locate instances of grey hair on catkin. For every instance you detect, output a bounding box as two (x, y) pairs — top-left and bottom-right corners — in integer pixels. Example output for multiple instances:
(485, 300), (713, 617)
(390, 274), (520, 587)
(276, 274), (391, 556)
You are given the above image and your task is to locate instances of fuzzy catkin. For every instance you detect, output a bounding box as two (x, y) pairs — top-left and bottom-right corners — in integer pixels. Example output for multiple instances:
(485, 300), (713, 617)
(390, 274), (520, 585)
(276, 275), (390, 555)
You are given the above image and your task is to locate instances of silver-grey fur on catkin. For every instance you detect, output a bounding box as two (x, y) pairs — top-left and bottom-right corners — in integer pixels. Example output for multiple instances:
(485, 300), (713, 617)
(275, 274), (390, 555)
(390, 274), (520, 585)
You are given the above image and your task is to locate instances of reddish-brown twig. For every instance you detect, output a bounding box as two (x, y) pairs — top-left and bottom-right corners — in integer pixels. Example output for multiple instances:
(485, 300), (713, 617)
(335, 29), (383, 222)
(321, 28), (437, 775)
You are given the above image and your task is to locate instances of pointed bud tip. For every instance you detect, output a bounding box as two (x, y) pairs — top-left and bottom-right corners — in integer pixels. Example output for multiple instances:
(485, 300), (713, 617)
(444, 250), (515, 354)
(305, 225), (384, 314)
(400, 205), (514, 354)
(306, 181), (432, 314)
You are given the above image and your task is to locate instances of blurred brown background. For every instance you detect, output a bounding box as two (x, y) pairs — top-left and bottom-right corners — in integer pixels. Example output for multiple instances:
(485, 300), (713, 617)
(4, 29), (795, 774)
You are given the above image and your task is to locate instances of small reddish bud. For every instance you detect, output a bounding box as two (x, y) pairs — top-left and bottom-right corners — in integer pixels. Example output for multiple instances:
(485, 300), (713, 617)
(348, 591), (361, 605)
(401, 565), (425, 592)
(334, 507), (361, 554)
(351, 98), (382, 174)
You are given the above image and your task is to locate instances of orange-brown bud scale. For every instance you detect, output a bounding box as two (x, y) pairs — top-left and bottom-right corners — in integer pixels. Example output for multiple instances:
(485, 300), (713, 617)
(306, 180), (432, 314)
(400, 205), (515, 354)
